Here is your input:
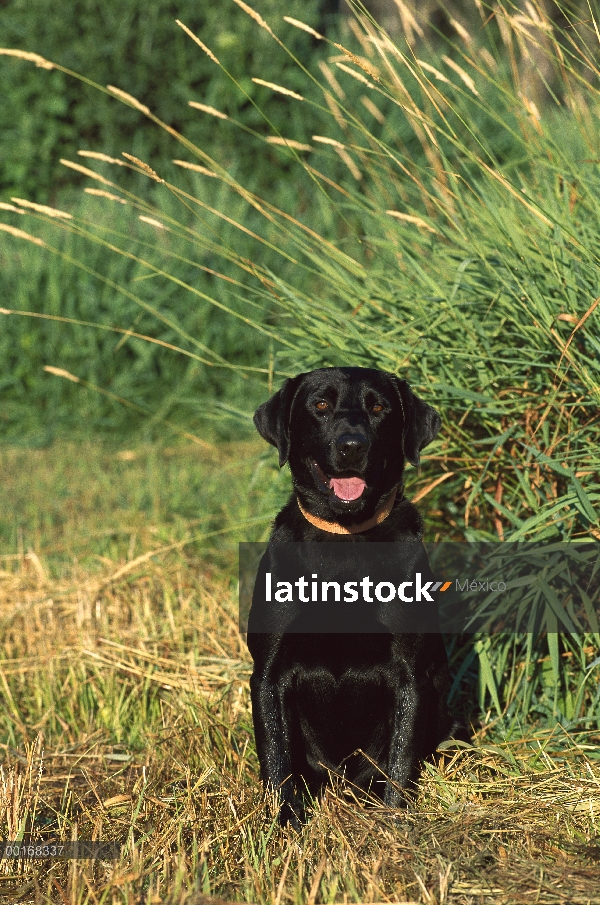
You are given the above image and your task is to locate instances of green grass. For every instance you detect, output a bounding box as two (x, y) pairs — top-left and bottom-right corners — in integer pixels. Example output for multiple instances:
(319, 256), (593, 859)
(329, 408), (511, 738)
(0, 437), (290, 573)
(0, 186), (278, 439)
(2, 2), (599, 537)
(1, 4), (600, 898)
(2, 1), (598, 727)
(0, 0), (328, 203)
(1, 438), (600, 904)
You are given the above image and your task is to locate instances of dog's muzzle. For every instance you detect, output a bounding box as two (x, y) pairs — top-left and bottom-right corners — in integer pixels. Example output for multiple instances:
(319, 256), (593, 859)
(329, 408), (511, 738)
(335, 433), (369, 461)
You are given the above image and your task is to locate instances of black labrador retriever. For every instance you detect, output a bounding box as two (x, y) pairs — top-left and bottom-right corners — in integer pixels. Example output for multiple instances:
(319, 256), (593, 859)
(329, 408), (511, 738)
(247, 367), (461, 827)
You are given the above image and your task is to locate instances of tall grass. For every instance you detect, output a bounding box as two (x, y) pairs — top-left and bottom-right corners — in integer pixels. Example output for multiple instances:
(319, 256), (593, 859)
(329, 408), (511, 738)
(0, 187), (275, 439)
(2, 550), (599, 904)
(1, 1), (599, 730)
(1, 440), (599, 903)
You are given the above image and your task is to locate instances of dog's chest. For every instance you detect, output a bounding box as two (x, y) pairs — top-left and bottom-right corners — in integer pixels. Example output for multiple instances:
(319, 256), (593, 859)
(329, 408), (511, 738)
(281, 634), (401, 714)
(293, 660), (393, 710)
(285, 641), (400, 769)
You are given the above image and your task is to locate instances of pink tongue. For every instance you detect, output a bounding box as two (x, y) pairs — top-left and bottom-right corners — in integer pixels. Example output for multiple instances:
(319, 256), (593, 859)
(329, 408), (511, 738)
(329, 476), (366, 501)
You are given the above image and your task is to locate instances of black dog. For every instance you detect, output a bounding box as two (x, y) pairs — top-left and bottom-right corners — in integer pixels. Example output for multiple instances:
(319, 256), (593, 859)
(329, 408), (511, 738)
(247, 367), (460, 827)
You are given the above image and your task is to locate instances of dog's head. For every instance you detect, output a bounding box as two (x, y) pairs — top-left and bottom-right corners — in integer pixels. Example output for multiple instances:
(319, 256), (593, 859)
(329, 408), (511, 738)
(254, 367), (440, 519)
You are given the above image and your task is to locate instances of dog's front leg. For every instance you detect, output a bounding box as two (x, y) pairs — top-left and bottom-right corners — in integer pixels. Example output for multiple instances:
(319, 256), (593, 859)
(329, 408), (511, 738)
(250, 669), (302, 828)
(383, 681), (421, 808)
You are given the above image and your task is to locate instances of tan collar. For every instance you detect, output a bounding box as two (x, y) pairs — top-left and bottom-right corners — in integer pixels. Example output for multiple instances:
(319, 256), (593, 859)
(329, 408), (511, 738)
(297, 486), (398, 535)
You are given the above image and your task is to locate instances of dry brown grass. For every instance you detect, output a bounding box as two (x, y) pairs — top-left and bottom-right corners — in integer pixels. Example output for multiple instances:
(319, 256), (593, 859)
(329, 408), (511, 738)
(0, 439), (598, 903)
(1, 547), (600, 904)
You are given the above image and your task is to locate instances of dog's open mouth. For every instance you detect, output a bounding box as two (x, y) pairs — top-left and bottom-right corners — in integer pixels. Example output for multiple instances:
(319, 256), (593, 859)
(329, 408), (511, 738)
(310, 461), (366, 502)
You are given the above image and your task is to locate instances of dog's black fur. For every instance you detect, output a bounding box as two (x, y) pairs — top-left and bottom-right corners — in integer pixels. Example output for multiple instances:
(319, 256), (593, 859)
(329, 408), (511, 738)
(247, 367), (461, 826)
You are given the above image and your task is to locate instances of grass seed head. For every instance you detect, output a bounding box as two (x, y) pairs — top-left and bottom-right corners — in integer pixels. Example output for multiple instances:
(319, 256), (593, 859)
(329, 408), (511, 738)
(107, 85), (151, 115)
(318, 60), (347, 100)
(231, 0), (275, 38)
(61, 158), (113, 185)
(0, 223), (45, 246)
(188, 101), (229, 119)
(312, 135), (345, 149)
(78, 150), (127, 165)
(0, 202), (25, 214)
(417, 59), (451, 85)
(10, 198), (73, 219)
(0, 48), (54, 69)
(84, 188), (127, 204)
(173, 160), (219, 176)
(283, 17), (323, 40)
(335, 61), (377, 90)
(176, 20), (221, 65)
(121, 153), (163, 182)
(390, 0), (425, 44)
(265, 137), (312, 151)
(43, 366), (80, 383)
(252, 78), (304, 101)
(441, 56), (480, 96)
(139, 216), (169, 230)
(386, 210), (438, 233)
(450, 18), (472, 44)
(360, 95), (385, 123)
(333, 45), (380, 81)
(336, 147), (362, 181)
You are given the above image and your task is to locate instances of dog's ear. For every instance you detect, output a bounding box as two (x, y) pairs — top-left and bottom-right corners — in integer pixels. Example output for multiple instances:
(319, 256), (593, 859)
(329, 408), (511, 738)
(392, 379), (441, 468)
(253, 376), (303, 467)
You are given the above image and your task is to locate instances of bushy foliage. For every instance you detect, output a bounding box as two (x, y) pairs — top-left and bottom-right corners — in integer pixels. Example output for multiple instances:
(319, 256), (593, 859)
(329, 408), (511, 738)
(0, 0), (326, 201)
(1, 0), (334, 437)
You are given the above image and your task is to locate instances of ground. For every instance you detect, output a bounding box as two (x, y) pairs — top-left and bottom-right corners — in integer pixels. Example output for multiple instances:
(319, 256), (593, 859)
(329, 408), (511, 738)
(1, 440), (599, 904)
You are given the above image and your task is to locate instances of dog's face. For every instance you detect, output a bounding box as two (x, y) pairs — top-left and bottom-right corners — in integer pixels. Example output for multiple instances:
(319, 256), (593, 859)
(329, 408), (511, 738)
(254, 367), (441, 520)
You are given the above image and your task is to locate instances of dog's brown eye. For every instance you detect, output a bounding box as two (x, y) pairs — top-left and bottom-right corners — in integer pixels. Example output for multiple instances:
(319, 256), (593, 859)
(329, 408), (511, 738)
(372, 403), (384, 413)
(315, 400), (329, 411)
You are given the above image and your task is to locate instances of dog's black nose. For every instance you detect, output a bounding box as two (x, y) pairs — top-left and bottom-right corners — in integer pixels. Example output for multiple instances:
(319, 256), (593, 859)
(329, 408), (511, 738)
(335, 433), (369, 457)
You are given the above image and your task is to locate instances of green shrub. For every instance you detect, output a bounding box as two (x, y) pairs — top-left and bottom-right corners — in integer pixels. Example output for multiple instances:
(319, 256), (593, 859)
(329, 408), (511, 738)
(0, 0), (326, 202)
(0, 0), (337, 435)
